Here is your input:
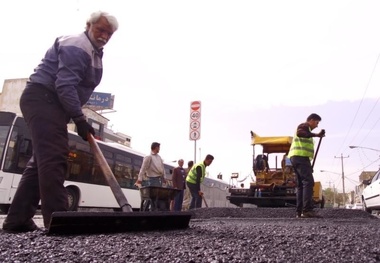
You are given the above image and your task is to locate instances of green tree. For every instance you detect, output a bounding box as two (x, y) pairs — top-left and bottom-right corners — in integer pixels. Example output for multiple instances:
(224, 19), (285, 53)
(322, 188), (348, 207)
(323, 188), (335, 206)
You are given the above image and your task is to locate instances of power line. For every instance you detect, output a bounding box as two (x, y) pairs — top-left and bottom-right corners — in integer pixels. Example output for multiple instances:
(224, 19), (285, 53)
(337, 53), (380, 156)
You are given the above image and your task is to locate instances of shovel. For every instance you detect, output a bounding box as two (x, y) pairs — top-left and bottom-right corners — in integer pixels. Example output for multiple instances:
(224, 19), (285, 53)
(312, 131), (324, 169)
(47, 134), (192, 235)
(202, 194), (209, 208)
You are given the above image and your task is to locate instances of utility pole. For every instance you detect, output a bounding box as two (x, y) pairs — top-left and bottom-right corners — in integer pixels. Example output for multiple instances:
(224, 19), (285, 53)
(334, 153), (349, 205)
(333, 184), (336, 207)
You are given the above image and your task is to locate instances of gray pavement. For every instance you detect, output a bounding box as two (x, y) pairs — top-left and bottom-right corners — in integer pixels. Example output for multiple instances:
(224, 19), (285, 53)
(0, 208), (379, 262)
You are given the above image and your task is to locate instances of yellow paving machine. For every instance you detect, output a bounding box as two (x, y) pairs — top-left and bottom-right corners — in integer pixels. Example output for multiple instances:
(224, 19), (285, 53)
(227, 132), (324, 208)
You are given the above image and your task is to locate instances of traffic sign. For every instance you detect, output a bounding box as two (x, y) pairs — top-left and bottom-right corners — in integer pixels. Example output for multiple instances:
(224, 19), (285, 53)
(189, 101), (201, 141)
(191, 101), (201, 111)
(190, 111), (200, 120)
(190, 130), (200, 140)
(190, 121), (200, 130)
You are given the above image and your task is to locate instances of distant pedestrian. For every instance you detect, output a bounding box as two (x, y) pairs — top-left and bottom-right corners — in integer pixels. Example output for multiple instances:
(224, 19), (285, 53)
(172, 159), (186, 211)
(182, 161), (194, 210)
(186, 155), (214, 209)
(288, 113), (325, 218)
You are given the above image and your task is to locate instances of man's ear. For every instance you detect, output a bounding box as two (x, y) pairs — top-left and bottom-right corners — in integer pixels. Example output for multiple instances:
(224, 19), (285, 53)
(86, 22), (91, 31)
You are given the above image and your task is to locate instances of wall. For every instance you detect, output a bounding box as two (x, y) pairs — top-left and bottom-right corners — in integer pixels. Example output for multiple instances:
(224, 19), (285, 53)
(0, 78), (28, 114)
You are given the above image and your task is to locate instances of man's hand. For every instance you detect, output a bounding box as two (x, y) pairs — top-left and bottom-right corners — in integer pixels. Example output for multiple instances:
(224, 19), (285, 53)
(198, 191), (204, 196)
(75, 120), (95, 141)
(317, 129), (326, 138)
(134, 180), (142, 188)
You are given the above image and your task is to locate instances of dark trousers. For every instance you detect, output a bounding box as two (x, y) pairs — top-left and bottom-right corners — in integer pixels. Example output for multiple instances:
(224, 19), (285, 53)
(290, 156), (314, 213)
(5, 84), (69, 228)
(173, 189), (184, 211)
(187, 182), (202, 209)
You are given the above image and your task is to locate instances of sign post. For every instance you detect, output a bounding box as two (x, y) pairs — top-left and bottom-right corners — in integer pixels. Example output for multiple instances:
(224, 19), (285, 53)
(189, 101), (201, 162)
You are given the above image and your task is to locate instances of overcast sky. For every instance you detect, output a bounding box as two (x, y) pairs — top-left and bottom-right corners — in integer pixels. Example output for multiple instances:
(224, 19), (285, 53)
(1, 0), (380, 192)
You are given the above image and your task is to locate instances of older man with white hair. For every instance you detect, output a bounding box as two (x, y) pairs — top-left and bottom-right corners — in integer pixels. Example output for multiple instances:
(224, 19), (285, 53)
(2, 11), (119, 232)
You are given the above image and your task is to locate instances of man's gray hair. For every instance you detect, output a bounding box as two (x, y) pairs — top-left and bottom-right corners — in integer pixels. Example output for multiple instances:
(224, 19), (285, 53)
(87, 11), (119, 32)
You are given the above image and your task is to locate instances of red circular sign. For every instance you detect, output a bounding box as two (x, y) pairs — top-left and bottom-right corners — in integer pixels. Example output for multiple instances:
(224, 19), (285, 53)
(191, 101), (201, 111)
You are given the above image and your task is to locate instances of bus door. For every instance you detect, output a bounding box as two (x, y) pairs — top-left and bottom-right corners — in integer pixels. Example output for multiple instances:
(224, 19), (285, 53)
(0, 114), (32, 204)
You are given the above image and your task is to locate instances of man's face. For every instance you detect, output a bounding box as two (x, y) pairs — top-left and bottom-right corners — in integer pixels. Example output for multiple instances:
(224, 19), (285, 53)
(87, 16), (114, 49)
(178, 160), (184, 167)
(205, 159), (213, 166)
(310, 119), (320, 130)
(154, 146), (160, 154)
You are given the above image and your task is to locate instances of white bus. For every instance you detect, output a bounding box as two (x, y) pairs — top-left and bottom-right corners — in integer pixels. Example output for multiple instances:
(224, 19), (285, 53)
(0, 111), (177, 213)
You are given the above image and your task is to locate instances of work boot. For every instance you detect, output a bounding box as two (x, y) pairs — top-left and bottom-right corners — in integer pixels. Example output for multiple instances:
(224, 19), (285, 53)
(301, 211), (322, 218)
(2, 219), (40, 233)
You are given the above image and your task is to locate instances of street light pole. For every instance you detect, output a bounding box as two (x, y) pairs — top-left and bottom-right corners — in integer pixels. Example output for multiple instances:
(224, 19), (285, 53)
(334, 153), (349, 205)
(349, 145), (380, 153)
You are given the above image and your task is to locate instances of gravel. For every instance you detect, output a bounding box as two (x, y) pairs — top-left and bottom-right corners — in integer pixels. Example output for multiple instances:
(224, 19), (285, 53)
(1, 208), (380, 263)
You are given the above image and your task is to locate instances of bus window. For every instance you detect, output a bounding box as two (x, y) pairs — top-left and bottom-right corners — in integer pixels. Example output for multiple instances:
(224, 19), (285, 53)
(3, 128), (32, 174)
(114, 162), (133, 188)
(0, 126), (10, 164)
(115, 153), (133, 188)
(132, 165), (140, 184)
(92, 149), (113, 186)
(115, 153), (132, 164)
(124, 165), (133, 187)
(3, 128), (17, 171)
(132, 157), (144, 183)
(133, 158), (142, 166)
(67, 140), (94, 184)
(16, 138), (32, 171)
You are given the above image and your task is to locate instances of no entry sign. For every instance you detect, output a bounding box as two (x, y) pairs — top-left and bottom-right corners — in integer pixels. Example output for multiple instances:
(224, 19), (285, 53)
(191, 101), (201, 111)
(189, 101), (201, 140)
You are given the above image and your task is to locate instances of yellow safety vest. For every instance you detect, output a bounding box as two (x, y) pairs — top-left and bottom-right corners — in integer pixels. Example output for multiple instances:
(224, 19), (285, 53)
(288, 129), (315, 159)
(186, 162), (206, 184)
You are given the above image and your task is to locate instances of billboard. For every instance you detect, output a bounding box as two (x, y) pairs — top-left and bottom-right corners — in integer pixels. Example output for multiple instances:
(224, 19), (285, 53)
(86, 92), (113, 109)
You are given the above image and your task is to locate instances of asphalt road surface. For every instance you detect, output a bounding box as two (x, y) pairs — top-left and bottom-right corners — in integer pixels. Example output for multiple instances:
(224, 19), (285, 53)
(0, 208), (379, 263)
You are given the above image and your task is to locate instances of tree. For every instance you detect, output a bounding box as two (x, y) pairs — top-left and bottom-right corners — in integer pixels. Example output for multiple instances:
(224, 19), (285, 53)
(322, 187), (348, 207)
(323, 188), (335, 205)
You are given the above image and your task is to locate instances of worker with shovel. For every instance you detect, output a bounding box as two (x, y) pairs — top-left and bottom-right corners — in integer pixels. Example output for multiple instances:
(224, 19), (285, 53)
(186, 154), (214, 209)
(288, 113), (325, 218)
(2, 11), (119, 233)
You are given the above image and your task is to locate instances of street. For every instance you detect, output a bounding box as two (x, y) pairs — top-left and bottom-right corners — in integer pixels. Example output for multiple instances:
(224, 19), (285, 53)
(0, 208), (379, 262)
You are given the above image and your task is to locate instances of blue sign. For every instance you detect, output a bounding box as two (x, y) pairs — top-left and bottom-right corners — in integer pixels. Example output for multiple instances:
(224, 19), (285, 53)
(87, 92), (112, 108)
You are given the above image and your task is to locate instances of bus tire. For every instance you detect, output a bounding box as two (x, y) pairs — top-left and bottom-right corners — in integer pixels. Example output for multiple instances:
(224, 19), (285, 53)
(0, 204), (10, 214)
(66, 187), (79, 211)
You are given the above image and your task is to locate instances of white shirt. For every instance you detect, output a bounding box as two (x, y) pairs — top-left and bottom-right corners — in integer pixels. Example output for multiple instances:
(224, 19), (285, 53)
(137, 152), (165, 181)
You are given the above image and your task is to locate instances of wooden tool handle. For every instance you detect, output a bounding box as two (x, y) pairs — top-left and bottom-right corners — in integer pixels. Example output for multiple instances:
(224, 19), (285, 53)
(312, 136), (323, 169)
(202, 195), (209, 208)
(88, 134), (132, 212)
